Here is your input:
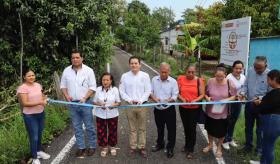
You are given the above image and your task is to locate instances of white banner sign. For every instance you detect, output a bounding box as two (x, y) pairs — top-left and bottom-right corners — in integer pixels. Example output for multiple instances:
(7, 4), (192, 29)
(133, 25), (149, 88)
(220, 17), (251, 71)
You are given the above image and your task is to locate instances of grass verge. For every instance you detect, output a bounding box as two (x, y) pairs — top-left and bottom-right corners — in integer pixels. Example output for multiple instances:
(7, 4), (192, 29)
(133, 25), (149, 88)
(0, 104), (69, 163)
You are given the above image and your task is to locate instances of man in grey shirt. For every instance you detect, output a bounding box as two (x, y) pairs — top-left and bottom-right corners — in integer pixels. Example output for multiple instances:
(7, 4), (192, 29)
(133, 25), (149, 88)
(240, 56), (270, 154)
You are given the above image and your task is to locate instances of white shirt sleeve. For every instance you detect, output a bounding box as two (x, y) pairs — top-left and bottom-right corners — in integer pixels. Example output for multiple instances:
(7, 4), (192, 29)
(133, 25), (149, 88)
(171, 80), (179, 101)
(139, 74), (151, 103)
(241, 74), (249, 96)
(93, 89), (99, 103)
(88, 69), (97, 91)
(114, 87), (121, 103)
(60, 69), (67, 89)
(119, 74), (132, 102)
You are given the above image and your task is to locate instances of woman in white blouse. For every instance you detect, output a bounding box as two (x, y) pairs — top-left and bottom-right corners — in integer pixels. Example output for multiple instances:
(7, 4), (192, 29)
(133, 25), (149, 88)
(223, 60), (246, 150)
(93, 73), (121, 157)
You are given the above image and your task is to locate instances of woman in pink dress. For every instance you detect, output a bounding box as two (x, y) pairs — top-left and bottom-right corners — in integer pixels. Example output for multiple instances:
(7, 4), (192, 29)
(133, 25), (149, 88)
(203, 64), (237, 158)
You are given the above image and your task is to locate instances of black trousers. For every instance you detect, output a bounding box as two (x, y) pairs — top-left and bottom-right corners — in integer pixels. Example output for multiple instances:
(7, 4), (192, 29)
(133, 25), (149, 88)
(179, 106), (200, 152)
(154, 106), (176, 150)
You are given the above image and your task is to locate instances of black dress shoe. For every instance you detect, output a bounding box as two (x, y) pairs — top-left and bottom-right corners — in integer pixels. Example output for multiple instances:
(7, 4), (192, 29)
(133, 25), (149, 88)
(86, 148), (96, 156)
(139, 148), (148, 158)
(166, 149), (174, 158)
(152, 145), (164, 152)
(75, 149), (86, 158)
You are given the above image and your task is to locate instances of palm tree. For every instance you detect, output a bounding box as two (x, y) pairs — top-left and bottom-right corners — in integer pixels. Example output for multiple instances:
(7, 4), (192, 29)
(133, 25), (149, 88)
(174, 24), (217, 76)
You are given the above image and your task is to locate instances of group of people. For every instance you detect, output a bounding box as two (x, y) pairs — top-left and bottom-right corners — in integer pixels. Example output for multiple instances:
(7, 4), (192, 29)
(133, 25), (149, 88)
(17, 50), (280, 164)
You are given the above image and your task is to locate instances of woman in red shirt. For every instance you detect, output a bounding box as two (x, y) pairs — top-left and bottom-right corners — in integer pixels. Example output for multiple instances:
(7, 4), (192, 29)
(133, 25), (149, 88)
(177, 64), (205, 159)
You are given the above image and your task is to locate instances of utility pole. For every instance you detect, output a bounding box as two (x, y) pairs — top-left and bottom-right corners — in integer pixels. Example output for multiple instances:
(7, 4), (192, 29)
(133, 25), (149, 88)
(168, 6), (172, 56)
(76, 34), (79, 50)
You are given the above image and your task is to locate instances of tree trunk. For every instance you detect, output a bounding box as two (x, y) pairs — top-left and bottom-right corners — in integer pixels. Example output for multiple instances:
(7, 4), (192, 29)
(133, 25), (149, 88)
(53, 72), (65, 100)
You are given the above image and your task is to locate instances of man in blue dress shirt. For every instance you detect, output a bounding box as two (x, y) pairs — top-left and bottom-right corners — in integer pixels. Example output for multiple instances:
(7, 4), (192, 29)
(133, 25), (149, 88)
(240, 56), (270, 154)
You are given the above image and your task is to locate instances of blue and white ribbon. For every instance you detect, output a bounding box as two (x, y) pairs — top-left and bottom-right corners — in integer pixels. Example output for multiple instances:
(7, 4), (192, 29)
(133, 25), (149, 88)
(48, 99), (250, 109)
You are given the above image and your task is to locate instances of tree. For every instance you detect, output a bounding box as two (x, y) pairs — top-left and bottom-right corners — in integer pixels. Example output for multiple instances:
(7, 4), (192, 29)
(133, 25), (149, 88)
(115, 1), (160, 50)
(222, 0), (280, 37)
(128, 0), (150, 15)
(182, 8), (197, 23)
(152, 7), (175, 30)
(182, 2), (225, 58)
(175, 24), (215, 57)
(108, 0), (127, 32)
(0, 0), (114, 88)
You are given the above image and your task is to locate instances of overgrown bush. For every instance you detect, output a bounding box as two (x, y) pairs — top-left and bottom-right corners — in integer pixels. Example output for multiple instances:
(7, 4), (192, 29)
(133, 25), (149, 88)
(0, 104), (69, 163)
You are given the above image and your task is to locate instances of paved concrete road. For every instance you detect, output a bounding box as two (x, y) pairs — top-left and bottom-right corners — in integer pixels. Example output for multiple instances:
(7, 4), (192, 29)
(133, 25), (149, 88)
(43, 47), (242, 164)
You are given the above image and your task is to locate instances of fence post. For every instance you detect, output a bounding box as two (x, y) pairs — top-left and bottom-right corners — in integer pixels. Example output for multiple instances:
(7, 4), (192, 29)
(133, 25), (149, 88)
(106, 63), (110, 73)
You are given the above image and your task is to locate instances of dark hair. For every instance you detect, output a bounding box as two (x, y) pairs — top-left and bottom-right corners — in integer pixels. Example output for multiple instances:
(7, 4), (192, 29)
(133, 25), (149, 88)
(22, 67), (34, 76)
(254, 56), (267, 65)
(71, 49), (83, 58)
(217, 63), (226, 68)
(268, 69), (280, 84)
(100, 72), (115, 87)
(185, 63), (197, 70)
(216, 63), (227, 74)
(232, 60), (244, 68)
(129, 56), (141, 64)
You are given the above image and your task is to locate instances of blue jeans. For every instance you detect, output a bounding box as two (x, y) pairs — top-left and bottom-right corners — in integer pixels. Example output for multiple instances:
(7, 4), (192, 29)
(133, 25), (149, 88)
(260, 114), (280, 164)
(224, 103), (242, 142)
(245, 102), (262, 153)
(23, 112), (45, 159)
(69, 103), (96, 149)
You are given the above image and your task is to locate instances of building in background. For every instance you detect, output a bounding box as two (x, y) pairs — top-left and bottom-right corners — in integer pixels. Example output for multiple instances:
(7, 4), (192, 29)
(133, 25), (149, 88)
(160, 20), (185, 54)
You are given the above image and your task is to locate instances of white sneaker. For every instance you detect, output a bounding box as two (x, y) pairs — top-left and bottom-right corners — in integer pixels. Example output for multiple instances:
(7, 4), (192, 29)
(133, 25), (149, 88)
(37, 151), (50, 160)
(249, 160), (260, 164)
(222, 142), (230, 150)
(229, 140), (238, 147)
(32, 159), (41, 164)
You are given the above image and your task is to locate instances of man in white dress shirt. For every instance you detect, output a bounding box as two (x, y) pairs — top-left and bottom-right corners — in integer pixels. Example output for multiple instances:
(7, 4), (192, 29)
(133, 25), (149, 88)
(60, 50), (97, 158)
(119, 56), (151, 158)
(150, 62), (179, 158)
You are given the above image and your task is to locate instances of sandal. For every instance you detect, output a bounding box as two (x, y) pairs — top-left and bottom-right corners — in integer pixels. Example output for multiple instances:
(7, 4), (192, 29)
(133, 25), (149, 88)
(100, 147), (108, 157)
(110, 147), (117, 156)
(202, 145), (212, 153)
(215, 150), (223, 158)
(186, 152), (194, 159)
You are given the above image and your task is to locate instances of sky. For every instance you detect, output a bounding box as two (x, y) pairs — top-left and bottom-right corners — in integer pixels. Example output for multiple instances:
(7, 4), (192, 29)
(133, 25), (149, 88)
(126, 0), (221, 20)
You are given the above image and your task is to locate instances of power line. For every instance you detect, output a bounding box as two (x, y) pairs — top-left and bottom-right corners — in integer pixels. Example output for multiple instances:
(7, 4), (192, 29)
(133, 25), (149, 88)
(196, 0), (202, 6)
(201, 0), (208, 7)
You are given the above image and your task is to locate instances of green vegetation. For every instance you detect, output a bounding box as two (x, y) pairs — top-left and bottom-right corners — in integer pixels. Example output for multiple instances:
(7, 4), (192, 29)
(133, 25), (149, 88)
(181, 0), (280, 59)
(0, 1), (119, 163)
(1, 0), (280, 163)
(0, 0), (116, 107)
(0, 105), (69, 163)
(115, 0), (161, 50)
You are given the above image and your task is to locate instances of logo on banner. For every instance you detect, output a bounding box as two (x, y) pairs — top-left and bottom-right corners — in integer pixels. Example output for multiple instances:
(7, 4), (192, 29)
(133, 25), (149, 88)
(228, 32), (237, 49)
